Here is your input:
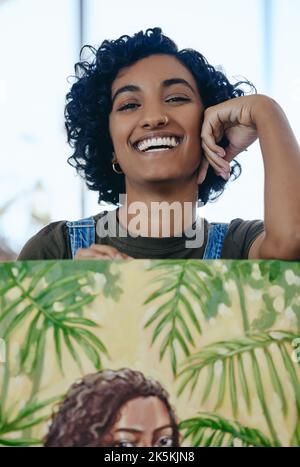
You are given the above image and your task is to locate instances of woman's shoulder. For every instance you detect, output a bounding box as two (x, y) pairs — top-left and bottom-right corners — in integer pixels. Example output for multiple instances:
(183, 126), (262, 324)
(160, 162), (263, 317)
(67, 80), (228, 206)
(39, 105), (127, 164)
(17, 212), (108, 261)
(17, 220), (71, 260)
(220, 218), (264, 259)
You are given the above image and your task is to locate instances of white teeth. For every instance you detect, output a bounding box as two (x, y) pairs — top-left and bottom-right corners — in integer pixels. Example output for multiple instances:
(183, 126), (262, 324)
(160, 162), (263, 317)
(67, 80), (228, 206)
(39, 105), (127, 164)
(136, 136), (181, 152)
(147, 147), (169, 152)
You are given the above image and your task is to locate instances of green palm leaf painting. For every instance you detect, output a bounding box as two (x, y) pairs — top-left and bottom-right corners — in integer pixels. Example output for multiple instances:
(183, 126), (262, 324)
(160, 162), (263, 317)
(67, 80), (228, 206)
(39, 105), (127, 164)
(144, 260), (231, 375)
(179, 413), (274, 447)
(0, 259), (299, 447)
(178, 331), (300, 445)
(0, 396), (61, 447)
(0, 261), (119, 442)
(0, 262), (110, 376)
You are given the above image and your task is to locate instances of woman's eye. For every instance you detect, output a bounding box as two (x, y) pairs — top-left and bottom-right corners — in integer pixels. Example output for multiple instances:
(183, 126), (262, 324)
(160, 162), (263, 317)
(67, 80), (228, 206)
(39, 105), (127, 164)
(118, 97), (189, 111)
(118, 102), (140, 111)
(155, 436), (174, 447)
(166, 96), (190, 103)
(113, 441), (136, 447)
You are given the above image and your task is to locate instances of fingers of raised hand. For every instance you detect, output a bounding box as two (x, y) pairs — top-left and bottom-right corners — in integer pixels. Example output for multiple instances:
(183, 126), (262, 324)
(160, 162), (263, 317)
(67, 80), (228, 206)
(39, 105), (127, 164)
(201, 113), (225, 151)
(201, 141), (231, 181)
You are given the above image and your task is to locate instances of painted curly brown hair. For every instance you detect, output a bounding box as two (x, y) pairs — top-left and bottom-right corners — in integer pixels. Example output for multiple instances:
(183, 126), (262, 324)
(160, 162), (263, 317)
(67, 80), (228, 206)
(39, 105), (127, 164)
(44, 368), (179, 447)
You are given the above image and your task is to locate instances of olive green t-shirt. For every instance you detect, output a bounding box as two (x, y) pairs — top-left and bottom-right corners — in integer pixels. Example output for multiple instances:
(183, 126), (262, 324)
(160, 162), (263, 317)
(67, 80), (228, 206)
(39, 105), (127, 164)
(17, 211), (264, 260)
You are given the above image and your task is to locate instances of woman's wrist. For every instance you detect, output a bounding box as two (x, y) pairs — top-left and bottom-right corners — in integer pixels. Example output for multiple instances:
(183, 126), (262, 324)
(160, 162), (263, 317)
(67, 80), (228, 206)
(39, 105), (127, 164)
(251, 94), (284, 128)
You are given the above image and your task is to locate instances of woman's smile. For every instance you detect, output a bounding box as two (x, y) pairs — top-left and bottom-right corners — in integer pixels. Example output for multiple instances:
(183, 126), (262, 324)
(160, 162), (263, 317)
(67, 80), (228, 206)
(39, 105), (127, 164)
(133, 136), (185, 156)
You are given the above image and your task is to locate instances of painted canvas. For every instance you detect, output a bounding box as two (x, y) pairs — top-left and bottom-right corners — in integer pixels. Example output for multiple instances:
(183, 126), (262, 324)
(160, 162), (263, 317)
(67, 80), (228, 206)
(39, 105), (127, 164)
(0, 259), (299, 447)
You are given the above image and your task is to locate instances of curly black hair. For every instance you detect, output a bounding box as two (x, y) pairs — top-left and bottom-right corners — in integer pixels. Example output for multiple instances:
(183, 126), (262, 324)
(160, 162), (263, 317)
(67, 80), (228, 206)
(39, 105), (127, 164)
(65, 27), (256, 206)
(44, 368), (179, 447)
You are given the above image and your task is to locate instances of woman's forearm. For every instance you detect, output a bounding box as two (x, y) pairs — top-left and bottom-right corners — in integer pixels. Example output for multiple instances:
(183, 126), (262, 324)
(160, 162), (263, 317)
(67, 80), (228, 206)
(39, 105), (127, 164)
(253, 95), (300, 258)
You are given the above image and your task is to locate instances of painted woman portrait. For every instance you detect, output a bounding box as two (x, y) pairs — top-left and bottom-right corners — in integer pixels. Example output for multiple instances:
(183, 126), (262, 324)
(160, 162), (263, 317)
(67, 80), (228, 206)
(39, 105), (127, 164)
(18, 27), (300, 261)
(44, 368), (180, 447)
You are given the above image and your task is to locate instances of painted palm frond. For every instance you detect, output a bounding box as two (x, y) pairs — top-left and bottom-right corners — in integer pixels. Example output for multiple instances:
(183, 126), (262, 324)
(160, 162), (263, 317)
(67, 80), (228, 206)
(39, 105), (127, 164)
(0, 395), (61, 447)
(221, 261), (300, 334)
(178, 331), (300, 445)
(145, 260), (230, 319)
(54, 259), (125, 301)
(144, 260), (231, 375)
(226, 262), (277, 334)
(179, 413), (274, 447)
(230, 260), (285, 286)
(292, 417), (300, 447)
(251, 293), (280, 332)
(0, 263), (109, 375)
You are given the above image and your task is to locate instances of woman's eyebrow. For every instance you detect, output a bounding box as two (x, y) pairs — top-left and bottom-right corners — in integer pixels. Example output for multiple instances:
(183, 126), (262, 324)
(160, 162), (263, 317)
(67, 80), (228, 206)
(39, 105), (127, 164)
(153, 424), (173, 434)
(112, 78), (196, 104)
(114, 428), (142, 434)
(162, 78), (196, 95)
(114, 425), (173, 435)
(112, 85), (140, 105)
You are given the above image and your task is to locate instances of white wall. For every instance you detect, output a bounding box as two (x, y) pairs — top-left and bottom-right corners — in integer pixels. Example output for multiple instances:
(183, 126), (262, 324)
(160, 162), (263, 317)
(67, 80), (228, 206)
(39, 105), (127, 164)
(0, 0), (81, 251)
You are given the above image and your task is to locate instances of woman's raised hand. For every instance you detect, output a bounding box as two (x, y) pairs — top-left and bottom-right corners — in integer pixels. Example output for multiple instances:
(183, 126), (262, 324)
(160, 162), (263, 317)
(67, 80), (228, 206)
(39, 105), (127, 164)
(197, 95), (261, 184)
(75, 244), (133, 260)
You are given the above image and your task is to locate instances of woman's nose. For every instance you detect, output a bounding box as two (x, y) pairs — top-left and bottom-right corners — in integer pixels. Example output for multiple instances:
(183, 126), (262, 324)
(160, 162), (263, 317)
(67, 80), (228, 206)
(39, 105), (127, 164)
(140, 113), (169, 129)
(138, 436), (152, 447)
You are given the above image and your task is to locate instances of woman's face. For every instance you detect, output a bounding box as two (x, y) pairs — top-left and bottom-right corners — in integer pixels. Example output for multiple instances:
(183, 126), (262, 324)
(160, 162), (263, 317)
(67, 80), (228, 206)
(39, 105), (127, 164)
(109, 54), (204, 185)
(101, 396), (176, 447)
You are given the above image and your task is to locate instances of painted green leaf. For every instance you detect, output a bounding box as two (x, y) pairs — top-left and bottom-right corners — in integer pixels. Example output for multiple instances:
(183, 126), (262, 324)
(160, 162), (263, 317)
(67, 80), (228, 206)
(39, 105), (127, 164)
(178, 331), (299, 444)
(179, 413), (274, 447)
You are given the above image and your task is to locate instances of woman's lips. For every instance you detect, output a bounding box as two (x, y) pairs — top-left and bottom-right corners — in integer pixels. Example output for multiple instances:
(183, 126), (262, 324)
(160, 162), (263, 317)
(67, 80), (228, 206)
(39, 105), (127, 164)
(139, 146), (179, 155)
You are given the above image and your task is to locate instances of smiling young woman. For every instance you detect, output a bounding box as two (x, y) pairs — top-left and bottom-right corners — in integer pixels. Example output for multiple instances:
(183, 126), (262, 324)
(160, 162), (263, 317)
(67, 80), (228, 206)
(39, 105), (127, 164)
(18, 28), (300, 261)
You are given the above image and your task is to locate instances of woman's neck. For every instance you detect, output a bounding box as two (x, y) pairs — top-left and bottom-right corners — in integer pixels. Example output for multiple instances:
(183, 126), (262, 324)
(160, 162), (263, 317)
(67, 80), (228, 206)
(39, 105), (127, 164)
(118, 181), (199, 238)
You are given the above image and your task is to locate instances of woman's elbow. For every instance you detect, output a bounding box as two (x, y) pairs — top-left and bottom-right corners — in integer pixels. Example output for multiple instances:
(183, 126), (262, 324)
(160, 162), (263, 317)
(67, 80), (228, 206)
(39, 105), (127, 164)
(259, 231), (300, 260)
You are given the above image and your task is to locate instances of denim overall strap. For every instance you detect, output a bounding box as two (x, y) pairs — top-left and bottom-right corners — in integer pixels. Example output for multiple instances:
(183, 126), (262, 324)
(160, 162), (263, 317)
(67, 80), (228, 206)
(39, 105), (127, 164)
(203, 223), (229, 259)
(66, 216), (96, 259)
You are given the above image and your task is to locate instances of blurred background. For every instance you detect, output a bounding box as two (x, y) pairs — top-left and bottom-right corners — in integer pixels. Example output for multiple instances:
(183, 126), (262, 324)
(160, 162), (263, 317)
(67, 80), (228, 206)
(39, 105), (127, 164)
(1, 0), (300, 259)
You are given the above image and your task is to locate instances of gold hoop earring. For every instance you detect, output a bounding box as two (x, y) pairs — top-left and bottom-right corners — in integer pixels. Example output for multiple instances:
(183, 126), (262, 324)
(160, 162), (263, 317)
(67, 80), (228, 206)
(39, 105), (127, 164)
(112, 152), (123, 174)
(112, 162), (123, 174)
